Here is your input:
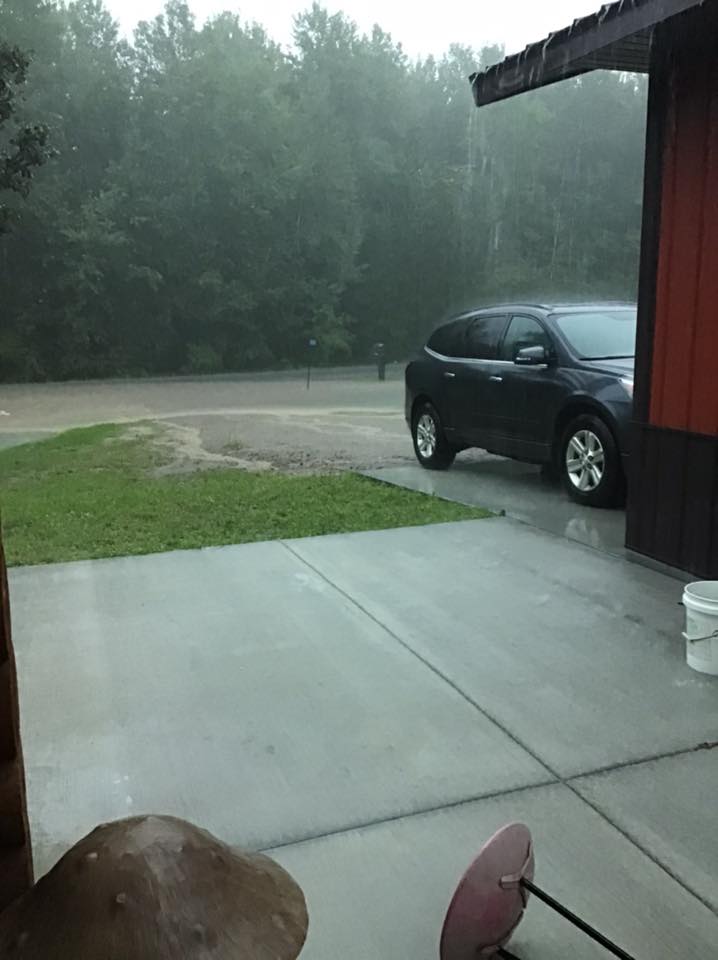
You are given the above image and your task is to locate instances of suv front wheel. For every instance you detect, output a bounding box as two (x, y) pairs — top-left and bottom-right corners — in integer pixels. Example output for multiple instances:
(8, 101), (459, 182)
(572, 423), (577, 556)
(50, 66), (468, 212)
(560, 414), (624, 507)
(412, 402), (456, 470)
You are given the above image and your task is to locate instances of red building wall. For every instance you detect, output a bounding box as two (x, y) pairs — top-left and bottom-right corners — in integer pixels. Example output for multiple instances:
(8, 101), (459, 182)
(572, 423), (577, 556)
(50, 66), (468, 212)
(649, 18), (718, 436)
(626, 4), (718, 577)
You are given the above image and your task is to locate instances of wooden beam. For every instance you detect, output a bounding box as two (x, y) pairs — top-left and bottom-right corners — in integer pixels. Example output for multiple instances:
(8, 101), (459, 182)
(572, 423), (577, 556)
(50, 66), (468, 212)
(0, 532), (33, 908)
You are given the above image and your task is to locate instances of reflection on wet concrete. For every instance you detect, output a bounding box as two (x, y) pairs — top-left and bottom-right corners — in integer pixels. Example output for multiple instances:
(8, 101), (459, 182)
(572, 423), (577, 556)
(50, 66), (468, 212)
(364, 456), (626, 556)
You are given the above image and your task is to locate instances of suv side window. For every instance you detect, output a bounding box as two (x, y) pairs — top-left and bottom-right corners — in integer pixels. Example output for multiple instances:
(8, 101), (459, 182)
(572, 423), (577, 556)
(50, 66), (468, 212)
(462, 315), (508, 360)
(500, 315), (550, 361)
(426, 319), (469, 357)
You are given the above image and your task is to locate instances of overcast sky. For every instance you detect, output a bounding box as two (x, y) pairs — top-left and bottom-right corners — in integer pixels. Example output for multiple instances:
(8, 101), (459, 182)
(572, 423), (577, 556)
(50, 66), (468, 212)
(106, 0), (602, 58)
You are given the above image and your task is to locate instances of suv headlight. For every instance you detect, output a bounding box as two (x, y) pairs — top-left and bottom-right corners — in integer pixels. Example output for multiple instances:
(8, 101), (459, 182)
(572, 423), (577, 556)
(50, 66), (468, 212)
(619, 377), (634, 398)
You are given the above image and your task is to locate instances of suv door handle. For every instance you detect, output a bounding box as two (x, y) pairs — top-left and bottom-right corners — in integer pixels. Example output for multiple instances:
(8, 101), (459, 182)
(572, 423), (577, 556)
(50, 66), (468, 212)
(443, 371), (456, 379)
(489, 375), (503, 383)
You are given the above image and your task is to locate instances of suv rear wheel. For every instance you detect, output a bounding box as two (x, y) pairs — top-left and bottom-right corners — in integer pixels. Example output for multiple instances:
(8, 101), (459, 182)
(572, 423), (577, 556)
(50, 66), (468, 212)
(560, 414), (624, 507)
(412, 401), (456, 470)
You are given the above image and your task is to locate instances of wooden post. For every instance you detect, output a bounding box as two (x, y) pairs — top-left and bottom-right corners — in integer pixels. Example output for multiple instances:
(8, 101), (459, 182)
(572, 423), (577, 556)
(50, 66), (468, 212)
(0, 532), (33, 908)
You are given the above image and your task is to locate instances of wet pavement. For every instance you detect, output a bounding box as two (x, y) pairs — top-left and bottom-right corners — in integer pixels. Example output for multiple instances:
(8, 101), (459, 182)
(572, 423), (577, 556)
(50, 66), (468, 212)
(0, 366), (405, 432)
(10, 519), (718, 958)
(364, 457), (627, 556)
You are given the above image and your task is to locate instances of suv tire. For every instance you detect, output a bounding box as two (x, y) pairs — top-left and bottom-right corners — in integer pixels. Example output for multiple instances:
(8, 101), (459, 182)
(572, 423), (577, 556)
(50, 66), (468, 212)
(412, 402), (456, 470)
(560, 414), (624, 507)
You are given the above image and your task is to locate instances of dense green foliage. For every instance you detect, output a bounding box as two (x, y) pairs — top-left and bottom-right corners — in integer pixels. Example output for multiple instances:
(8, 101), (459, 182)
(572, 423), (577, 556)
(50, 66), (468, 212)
(0, 38), (52, 232)
(0, 0), (647, 382)
(0, 423), (489, 564)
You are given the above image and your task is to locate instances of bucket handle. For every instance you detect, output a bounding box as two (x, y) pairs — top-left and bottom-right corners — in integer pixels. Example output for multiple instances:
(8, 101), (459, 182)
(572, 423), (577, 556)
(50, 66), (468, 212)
(682, 629), (718, 644)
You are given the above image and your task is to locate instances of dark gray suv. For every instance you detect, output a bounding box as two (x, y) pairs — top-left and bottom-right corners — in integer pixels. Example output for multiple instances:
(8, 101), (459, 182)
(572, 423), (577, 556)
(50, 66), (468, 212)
(404, 303), (635, 507)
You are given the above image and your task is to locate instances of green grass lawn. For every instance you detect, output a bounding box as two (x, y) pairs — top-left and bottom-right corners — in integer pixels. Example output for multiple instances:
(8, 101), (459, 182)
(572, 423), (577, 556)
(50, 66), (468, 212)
(0, 424), (489, 566)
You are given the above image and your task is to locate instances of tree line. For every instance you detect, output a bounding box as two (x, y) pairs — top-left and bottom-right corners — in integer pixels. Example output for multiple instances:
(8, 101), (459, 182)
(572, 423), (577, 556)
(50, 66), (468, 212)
(0, 0), (647, 382)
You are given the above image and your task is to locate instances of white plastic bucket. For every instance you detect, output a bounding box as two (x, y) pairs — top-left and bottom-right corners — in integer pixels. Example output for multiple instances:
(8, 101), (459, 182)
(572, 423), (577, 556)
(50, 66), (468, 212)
(683, 581), (718, 676)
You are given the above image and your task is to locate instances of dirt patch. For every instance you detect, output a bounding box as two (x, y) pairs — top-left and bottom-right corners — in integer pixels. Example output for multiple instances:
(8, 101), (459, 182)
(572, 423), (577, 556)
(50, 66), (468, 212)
(156, 410), (416, 475)
(107, 423), (155, 443)
(149, 422), (273, 476)
(106, 402), (416, 477)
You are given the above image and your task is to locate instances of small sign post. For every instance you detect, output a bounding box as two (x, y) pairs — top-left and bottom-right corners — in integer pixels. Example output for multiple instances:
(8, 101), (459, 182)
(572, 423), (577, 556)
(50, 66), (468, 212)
(373, 341), (386, 381)
(306, 338), (318, 389)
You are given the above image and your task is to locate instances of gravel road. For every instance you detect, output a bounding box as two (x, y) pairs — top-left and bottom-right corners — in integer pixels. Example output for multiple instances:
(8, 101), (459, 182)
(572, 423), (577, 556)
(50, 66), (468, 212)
(0, 366), (420, 472)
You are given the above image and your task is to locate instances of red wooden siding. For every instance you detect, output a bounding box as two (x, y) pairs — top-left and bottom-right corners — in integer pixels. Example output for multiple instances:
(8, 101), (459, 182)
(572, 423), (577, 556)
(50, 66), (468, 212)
(650, 31), (718, 435)
(626, 7), (718, 578)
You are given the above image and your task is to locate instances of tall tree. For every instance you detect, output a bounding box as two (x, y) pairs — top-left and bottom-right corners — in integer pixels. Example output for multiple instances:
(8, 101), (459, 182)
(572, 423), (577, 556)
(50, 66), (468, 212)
(0, 41), (51, 233)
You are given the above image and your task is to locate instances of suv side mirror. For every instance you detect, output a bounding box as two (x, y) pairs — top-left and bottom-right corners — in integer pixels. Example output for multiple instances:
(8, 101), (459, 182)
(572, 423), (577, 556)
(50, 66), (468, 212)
(514, 345), (548, 366)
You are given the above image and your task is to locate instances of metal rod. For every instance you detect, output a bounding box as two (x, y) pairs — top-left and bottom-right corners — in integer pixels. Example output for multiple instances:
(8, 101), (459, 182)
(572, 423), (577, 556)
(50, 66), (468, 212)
(520, 878), (638, 960)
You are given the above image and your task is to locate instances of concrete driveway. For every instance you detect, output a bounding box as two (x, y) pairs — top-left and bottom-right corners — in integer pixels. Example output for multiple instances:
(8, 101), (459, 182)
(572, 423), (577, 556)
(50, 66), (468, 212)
(10, 518), (718, 958)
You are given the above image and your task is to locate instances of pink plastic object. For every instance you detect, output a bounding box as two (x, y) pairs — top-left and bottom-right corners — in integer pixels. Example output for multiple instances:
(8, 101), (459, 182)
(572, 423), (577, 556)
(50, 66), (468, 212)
(440, 822), (534, 959)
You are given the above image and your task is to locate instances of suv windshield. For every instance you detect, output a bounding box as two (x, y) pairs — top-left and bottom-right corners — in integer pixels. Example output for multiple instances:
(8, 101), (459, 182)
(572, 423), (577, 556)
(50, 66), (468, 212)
(553, 309), (637, 360)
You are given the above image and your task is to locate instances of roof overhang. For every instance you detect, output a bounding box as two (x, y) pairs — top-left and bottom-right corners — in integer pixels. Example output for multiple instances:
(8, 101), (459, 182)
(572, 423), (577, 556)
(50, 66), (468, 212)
(470, 0), (705, 107)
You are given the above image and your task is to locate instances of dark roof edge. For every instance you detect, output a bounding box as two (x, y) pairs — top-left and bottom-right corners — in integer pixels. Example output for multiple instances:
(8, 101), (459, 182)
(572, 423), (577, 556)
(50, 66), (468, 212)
(470, 0), (704, 107)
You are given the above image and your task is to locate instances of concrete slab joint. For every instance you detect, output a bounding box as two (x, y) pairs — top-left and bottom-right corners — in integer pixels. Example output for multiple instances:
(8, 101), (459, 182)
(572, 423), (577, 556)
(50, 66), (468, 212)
(7, 521), (717, 957)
